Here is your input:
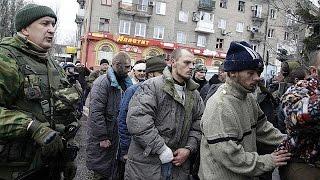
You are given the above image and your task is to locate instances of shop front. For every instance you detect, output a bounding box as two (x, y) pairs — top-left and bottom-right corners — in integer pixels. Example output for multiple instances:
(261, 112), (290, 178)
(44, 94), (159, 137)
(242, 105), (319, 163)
(80, 32), (226, 69)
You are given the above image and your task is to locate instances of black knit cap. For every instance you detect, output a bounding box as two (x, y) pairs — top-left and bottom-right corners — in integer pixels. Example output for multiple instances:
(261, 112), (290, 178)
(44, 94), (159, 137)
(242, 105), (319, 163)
(145, 54), (167, 73)
(224, 41), (263, 72)
(15, 4), (57, 32)
(100, 59), (109, 65)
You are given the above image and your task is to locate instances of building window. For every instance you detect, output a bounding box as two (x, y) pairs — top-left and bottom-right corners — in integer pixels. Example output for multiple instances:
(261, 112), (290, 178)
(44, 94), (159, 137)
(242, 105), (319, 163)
(216, 38), (224, 49)
(253, 5), (262, 18)
(236, 22), (244, 32)
(153, 26), (164, 39)
(177, 31), (186, 44)
(99, 18), (110, 32)
(135, 22), (146, 37)
(238, 1), (245, 12)
(200, 11), (214, 23)
(252, 44), (258, 51)
(267, 28), (274, 38)
(270, 9), (277, 19)
(284, 32), (289, 40)
(218, 19), (226, 29)
(156, 2), (166, 15)
(119, 20), (131, 35)
(179, 11), (188, 22)
(197, 35), (206, 47)
(137, 0), (148, 12)
(220, 0), (227, 8)
(101, 0), (112, 6)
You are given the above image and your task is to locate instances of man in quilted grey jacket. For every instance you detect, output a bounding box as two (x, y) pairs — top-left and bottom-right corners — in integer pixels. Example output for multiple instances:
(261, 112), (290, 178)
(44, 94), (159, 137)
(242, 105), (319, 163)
(125, 48), (204, 180)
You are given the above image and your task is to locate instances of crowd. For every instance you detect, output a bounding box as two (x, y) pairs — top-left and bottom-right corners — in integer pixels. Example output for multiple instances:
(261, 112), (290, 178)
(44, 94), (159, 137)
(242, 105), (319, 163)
(0, 3), (320, 180)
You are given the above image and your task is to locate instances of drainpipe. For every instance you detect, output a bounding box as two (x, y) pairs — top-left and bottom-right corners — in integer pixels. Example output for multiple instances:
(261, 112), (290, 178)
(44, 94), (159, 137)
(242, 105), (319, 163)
(85, 0), (94, 67)
(263, 1), (270, 84)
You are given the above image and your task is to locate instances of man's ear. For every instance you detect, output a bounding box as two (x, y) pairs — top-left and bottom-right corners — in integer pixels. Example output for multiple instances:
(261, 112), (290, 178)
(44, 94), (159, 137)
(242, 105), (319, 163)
(20, 27), (29, 36)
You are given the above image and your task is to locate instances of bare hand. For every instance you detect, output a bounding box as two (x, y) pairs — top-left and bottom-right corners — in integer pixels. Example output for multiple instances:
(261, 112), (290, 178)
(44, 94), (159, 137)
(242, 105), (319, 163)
(271, 150), (291, 167)
(123, 154), (128, 160)
(99, 139), (111, 149)
(172, 148), (190, 166)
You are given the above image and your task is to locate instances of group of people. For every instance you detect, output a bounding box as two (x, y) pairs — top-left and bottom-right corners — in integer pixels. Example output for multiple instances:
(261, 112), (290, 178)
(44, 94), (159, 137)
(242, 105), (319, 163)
(0, 3), (320, 180)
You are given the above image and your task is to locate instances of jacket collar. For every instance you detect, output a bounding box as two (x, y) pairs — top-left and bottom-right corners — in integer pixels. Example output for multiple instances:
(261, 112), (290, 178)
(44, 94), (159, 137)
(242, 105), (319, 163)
(107, 68), (132, 90)
(162, 67), (198, 105)
(0, 33), (48, 62)
(225, 77), (252, 100)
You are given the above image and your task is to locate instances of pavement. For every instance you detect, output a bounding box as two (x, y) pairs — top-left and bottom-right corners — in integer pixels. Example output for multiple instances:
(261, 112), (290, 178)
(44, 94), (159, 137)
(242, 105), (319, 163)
(74, 114), (94, 180)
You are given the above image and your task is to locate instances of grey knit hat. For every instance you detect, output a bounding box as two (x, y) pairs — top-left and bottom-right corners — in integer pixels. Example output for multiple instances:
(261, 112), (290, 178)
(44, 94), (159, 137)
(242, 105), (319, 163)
(15, 4), (57, 32)
(145, 54), (167, 73)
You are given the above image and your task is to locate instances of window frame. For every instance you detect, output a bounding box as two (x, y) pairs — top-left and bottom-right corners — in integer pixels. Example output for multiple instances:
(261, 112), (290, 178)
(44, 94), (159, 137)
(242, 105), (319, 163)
(98, 18), (110, 32)
(101, 0), (112, 6)
(267, 28), (274, 38)
(236, 22), (244, 32)
(219, 0), (227, 8)
(216, 38), (224, 49)
(153, 26), (165, 39)
(156, 2), (166, 15)
(238, 1), (245, 12)
(197, 35), (206, 47)
(176, 31), (187, 44)
(119, 20), (131, 35)
(218, 19), (226, 29)
(134, 22), (146, 37)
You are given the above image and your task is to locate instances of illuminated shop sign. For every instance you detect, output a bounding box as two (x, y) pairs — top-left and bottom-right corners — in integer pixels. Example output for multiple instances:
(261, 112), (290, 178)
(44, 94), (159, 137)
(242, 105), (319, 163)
(117, 35), (150, 46)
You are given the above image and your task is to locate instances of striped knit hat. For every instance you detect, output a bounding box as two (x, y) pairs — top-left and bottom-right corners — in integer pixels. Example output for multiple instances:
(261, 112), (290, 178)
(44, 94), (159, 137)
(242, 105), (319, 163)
(15, 4), (57, 32)
(224, 41), (263, 72)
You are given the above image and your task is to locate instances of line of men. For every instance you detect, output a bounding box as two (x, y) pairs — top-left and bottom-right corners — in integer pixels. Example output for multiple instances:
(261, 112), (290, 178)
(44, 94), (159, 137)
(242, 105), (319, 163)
(0, 3), (319, 180)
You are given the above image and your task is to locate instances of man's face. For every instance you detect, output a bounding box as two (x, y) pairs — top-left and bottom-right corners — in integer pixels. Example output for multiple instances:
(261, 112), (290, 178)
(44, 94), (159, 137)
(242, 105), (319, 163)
(100, 63), (109, 71)
(172, 53), (195, 81)
(21, 16), (56, 50)
(194, 71), (206, 80)
(234, 70), (261, 92)
(114, 60), (131, 77)
(219, 70), (227, 82)
(133, 69), (146, 81)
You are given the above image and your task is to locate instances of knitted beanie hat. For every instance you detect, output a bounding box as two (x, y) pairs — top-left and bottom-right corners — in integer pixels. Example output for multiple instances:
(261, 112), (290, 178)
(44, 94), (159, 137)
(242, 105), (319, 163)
(145, 54), (167, 73)
(194, 64), (207, 72)
(224, 41), (263, 72)
(15, 4), (57, 32)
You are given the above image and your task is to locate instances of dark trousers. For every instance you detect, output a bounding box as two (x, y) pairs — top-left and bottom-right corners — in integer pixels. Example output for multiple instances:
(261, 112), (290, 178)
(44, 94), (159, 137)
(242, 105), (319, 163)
(279, 162), (320, 180)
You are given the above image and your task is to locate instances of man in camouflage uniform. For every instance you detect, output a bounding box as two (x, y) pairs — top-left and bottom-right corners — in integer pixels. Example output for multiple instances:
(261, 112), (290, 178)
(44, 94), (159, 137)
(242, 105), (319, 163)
(0, 4), (81, 180)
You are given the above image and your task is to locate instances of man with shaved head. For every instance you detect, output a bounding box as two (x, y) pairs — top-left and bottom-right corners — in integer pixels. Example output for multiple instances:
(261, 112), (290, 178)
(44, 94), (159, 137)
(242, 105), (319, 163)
(124, 48), (204, 179)
(86, 52), (133, 179)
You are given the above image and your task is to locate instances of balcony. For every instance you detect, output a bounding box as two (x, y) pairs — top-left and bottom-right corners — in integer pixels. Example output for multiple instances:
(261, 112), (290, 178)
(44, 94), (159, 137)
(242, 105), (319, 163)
(198, 0), (215, 11)
(118, 1), (152, 17)
(250, 32), (265, 42)
(75, 8), (85, 24)
(195, 21), (214, 33)
(252, 14), (265, 22)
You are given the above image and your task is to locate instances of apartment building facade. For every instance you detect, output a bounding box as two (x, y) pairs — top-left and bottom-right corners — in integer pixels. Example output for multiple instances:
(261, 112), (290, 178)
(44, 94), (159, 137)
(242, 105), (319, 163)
(75, 0), (314, 77)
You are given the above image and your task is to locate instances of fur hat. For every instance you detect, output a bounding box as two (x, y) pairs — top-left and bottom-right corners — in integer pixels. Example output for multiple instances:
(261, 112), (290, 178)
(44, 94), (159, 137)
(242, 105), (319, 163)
(145, 55), (167, 73)
(15, 4), (57, 32)
(224, 41), (263, 72)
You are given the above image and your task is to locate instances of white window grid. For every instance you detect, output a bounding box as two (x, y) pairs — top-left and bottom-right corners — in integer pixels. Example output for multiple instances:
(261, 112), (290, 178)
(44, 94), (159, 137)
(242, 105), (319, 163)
(236, 22), (244, 32)
(119, 20), (131, 35)
(135, 22), (146, 37)
(218, 19), (226, 29)
(197, 35), (206, 47)
(177, 31), (186, 44)
(153, 26), (164, 39)
(156, 2), (166, 15)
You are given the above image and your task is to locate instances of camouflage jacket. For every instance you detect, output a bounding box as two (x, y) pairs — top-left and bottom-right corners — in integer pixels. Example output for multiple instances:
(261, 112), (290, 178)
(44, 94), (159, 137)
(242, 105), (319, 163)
(0, 34), (81, 141)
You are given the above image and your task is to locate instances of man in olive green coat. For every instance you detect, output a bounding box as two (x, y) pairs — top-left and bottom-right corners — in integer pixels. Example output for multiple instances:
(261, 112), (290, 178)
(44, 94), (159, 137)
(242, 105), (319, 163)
(125, 48), (204, 180)
(0, 4), (81, 180)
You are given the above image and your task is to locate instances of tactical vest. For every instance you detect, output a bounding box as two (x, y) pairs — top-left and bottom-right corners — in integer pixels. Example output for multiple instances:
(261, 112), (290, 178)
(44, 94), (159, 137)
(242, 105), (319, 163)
(0, 44), (81, 174)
